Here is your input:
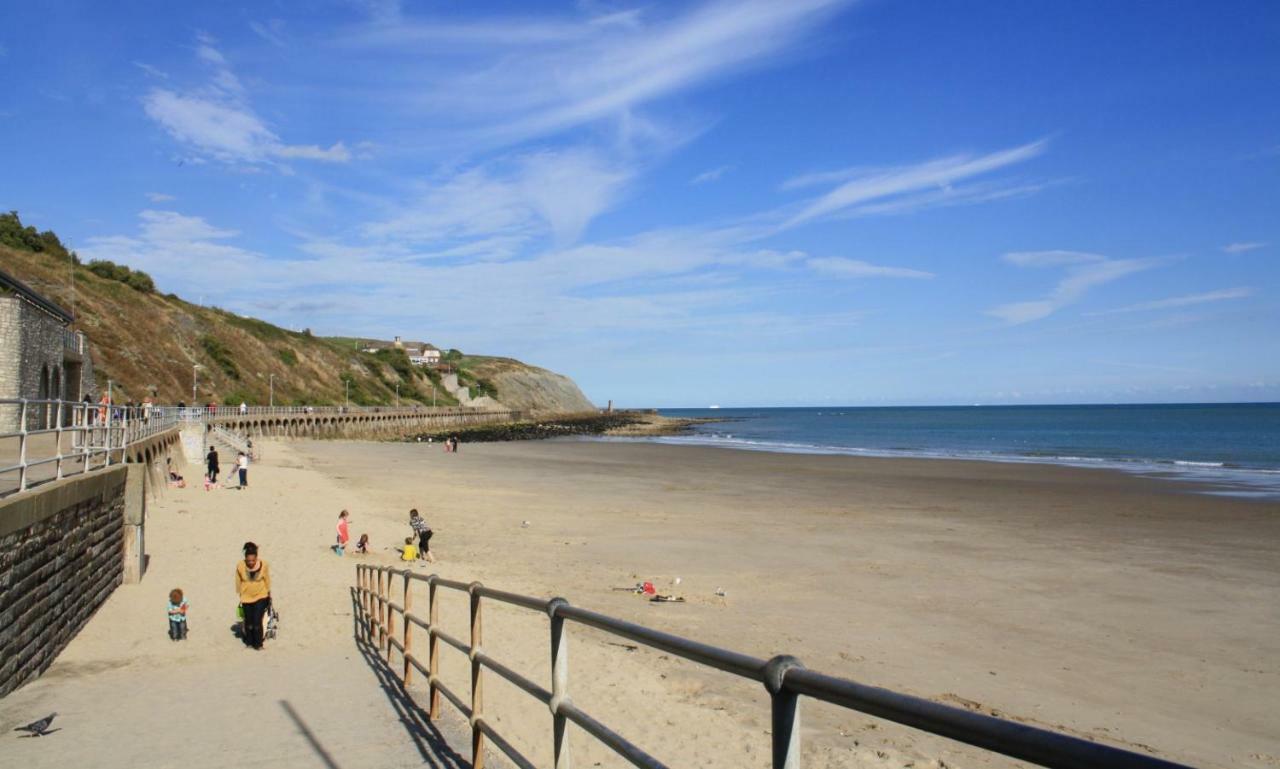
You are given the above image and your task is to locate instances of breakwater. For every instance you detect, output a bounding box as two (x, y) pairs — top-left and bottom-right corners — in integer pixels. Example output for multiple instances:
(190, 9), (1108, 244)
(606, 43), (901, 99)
(407, 411), (711, 443)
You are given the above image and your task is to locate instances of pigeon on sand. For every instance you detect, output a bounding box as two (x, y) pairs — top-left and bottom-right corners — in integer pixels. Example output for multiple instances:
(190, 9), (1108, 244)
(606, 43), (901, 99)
(14, 713), (58, 737)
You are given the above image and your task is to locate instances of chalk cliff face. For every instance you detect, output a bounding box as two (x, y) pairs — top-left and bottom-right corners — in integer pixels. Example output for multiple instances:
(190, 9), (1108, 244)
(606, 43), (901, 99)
(1, 244), (596, 414)
(457, 357), (596, 415)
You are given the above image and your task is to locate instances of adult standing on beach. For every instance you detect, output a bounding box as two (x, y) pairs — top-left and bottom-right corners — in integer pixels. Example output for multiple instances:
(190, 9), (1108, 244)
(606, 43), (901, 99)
(409, 509), (434, 562)
(206, 446), (220, 484)
(236, 543), (271, 650)
(236, 451), (249, 488)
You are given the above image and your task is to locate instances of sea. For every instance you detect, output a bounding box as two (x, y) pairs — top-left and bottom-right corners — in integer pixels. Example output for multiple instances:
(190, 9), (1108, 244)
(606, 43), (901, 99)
(620, 403), (1280, 499)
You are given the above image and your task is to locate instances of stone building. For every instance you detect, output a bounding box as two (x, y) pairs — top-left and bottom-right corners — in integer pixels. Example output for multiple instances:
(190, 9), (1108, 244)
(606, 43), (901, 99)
(0, 267), (95, 429)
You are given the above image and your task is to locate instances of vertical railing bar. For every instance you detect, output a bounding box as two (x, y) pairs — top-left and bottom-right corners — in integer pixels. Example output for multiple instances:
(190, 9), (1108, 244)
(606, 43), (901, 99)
(764, 656), (804, 769)
(18, 400), (29, 492)
(403, 569), (414, 685)
(54, 398), (64, 481)
(377, 568), (387, 652)
(549, 597), (571, 769)
(429, 577), (441, 720)
(470, 582), (486, 768)
(386, 572), (397, 663)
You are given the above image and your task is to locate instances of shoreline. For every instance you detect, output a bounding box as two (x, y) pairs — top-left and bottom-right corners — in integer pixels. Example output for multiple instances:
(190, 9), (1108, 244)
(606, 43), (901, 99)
(588, 433), (1280, 500)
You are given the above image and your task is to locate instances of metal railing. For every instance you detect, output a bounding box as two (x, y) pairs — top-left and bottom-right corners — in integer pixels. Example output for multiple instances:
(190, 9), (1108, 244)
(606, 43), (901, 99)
(0, 398), (180, 497)
(208, 424), (256, 460)
(62, 329), (85, 355)
(354, 564), (1193, 769)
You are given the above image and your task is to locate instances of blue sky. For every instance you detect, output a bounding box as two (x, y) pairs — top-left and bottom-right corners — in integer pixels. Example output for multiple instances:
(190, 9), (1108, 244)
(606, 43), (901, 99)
(2, 0), (1277, 407)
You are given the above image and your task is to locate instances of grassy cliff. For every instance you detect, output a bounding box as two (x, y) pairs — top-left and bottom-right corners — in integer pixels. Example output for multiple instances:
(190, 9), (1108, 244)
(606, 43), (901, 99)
(1, 239), (594, 412)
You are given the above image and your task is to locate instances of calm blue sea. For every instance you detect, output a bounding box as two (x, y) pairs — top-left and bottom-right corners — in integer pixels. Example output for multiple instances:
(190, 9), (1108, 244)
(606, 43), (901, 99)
(628, 404), (1280, 499)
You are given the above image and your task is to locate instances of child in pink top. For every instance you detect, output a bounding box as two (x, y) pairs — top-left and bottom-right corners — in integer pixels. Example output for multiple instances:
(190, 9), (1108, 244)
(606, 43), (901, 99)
(333, 510), (351, 555)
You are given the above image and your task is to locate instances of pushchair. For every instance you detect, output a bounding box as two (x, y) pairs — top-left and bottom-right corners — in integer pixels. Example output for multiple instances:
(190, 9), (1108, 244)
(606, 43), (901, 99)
(265, 603), (280, 640)
(235, 601), (280, 642)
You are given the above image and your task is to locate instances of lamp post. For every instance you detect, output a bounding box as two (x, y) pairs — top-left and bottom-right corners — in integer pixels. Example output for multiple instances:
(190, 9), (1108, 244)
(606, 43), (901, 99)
(269, 374), (275, 408)
(192, 364), (201, 403)
(345, 378), (350, 408)
(395, 382), (400, 406)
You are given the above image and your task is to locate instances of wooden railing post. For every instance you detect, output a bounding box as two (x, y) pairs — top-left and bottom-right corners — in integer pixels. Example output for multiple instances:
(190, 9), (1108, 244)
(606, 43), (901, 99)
(386, 574), (397, 663)
(403, 570), (414, 685)
(429, 578), (441, 720)
(377, 568), (387, 651)
(548, 597), (571, 769)
(470, 582), (486, 768)
(361, 567), (371, 642)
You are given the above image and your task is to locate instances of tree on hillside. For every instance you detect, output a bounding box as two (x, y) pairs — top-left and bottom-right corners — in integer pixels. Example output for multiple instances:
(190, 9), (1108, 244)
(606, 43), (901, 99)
(0, 211), (78, 263)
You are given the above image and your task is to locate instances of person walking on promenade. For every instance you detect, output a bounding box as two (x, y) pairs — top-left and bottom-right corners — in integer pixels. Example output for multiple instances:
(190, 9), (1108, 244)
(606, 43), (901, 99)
(236, 451), (249, 488)
(409, 509), (434, 562)
(332, 510), (351, 555)
(239, 401), (248, 415)
(206, 446), (220, 484)
(236, 543), (271, 650)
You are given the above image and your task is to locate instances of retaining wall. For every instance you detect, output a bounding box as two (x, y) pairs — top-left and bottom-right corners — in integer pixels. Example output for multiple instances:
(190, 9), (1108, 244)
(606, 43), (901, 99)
(0, 466), (128, 696)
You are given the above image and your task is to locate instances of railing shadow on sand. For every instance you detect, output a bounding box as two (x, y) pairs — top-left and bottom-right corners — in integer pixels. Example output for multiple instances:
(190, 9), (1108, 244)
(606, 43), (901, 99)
(348, 587), (472, 769)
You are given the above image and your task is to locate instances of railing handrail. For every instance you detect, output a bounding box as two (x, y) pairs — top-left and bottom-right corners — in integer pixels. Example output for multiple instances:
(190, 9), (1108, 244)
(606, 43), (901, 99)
(354, 564), (1195, 769)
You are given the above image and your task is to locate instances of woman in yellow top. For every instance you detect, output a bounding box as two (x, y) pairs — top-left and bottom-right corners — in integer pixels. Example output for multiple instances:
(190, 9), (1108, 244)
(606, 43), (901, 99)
(236, 542), (272, 650)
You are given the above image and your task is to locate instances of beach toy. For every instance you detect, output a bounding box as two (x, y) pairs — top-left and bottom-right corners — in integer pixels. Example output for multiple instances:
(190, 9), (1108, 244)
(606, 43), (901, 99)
(641, 581), (656, 595)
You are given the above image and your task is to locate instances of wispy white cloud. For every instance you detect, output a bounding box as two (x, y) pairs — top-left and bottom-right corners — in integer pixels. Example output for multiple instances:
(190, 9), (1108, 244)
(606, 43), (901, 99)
(1088, 287), (1254, 316)
(1003, 250), (1104, 267)
(143, 35), (349, 167)
(1221, 241), (1267, 254)
(987, 250), (1157, 324)
(249, 20), (287, 48)
(691, 165), (733, 185)
(806, 257), (934, 279)
(780, 140), (1048, 230)
(341, 0), (851, 146)
(145, 192), (176, 203)
(133, 61), (168, 79)
(365, 148), (631, 248)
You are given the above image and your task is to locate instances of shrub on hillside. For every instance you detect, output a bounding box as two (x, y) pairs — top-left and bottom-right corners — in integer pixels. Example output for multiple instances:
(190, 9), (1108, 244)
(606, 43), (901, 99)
(86, 259), (156, 293)
(278, 348), (298, 366)
(200, 335), (241, 380)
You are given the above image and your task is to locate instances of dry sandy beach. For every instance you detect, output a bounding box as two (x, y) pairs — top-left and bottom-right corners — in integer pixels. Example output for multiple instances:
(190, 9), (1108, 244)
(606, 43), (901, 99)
(2, 437), (1278, 768)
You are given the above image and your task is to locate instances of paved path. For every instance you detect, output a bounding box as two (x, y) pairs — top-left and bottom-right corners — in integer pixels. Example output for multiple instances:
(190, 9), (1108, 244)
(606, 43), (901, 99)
(0, 444), (472, 769)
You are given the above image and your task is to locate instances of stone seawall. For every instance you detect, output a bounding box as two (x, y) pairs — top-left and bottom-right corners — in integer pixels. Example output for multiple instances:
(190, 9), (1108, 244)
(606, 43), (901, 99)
(0, 467), (128, 696)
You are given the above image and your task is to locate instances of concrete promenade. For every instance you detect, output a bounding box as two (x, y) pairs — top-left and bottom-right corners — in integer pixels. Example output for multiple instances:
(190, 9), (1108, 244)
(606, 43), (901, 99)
(0, 443), (472, 768)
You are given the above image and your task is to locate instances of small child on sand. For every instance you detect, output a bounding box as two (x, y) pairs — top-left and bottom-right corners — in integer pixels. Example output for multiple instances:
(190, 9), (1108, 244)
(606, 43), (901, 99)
(355, 533), (369, 555)
(332, 510), (350, 556)
(167, 588), (189, 640)
(398, 536), (418, 562)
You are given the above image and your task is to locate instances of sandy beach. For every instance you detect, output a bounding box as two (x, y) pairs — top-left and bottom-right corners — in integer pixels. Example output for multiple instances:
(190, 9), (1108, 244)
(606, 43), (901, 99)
(2, 437), (1277, 768)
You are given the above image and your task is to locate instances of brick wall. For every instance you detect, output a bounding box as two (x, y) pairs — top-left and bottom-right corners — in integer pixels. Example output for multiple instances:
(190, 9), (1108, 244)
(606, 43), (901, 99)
(0, 466), (128, 696)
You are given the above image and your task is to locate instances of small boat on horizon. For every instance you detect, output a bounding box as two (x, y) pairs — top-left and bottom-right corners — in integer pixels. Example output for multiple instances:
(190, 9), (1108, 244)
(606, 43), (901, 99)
(708, 404), (721, 409)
